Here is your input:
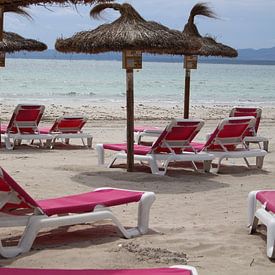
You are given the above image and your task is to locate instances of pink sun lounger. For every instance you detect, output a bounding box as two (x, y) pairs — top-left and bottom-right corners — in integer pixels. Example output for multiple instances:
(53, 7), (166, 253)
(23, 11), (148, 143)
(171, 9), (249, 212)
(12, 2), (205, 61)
(248, 190), (275, 258)
(0, 104), (53, 150)
(0, 167), (155, 258)
(96, 119), (215, 175)
(187, 116), (267, 172)
(230, 107), (269, 151)
(39, 115), (93, 148)
(0, 266), (198, 275)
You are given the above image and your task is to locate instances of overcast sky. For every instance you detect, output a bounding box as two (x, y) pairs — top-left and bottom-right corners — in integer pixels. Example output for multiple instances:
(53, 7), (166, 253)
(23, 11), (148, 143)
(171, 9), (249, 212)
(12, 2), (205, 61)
(4, 0), (275, 50)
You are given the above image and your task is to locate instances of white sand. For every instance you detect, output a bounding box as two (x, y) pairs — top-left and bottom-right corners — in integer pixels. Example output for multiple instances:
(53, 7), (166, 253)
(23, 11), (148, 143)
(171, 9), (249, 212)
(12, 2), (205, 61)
(0, 103), (275, 274)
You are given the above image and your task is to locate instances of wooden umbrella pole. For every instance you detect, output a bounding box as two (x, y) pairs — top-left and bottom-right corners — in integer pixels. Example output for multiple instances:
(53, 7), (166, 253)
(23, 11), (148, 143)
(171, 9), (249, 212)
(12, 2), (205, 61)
(184, 68), (191, 119)
(126, 68), (134, 172)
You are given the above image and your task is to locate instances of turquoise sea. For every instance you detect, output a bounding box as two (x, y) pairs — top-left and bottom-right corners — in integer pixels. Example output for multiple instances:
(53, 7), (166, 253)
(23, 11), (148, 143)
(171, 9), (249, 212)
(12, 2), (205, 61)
(0, 58), (275, 106)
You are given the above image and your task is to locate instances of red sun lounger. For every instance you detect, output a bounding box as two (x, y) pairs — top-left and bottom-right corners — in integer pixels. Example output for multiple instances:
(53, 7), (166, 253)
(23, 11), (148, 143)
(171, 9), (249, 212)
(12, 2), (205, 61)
(96, 119), (214, 175)
(0, 104), (53, 150)
(0, 266), (198, 275)
(188, 117), (267, 173)
(39, 115), (92, 148)
(230, 107), (269, 151)
(0, 167), (155, 258)
(248, 190), (275, 258)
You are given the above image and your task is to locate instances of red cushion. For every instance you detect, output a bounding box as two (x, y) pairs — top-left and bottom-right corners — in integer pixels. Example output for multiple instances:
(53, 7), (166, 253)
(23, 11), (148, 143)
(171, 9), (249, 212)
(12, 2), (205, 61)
(256, 191), (275, 213)
(37, 189), (144, 216)
(0, 124), (8, 134)
(0, 268), (192, 275)
(103, 143), (151, 155)
(38, 126), (52, 134)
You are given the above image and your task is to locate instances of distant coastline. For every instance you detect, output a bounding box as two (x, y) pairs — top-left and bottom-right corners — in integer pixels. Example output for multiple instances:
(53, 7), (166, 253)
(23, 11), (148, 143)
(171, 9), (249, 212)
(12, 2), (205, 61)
(7, 47), (275, 65)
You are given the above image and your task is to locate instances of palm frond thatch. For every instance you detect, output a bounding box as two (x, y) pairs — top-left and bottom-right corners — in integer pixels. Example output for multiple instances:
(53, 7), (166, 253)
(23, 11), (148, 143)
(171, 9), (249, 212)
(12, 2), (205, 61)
(183, 2), (238, 57)
(0, 0), (96, 9)
(4, 6), (32, 19)
(56, 3), (200, 55)
(0, 31), (47, 53)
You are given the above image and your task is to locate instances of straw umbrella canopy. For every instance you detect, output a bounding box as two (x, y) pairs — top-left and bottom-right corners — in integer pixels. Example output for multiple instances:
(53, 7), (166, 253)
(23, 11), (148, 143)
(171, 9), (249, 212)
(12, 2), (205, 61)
(182, 3), (238, 118)
(0, 31), (47, 52)
(56, 2), (200, 172)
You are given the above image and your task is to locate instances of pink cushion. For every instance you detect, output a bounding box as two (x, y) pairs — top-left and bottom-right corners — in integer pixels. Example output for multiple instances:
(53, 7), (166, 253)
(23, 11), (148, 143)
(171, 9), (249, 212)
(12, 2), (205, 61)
(37, 189), (144, 216)
(0, 268), (192, 275)
(256, 191), (275, 213)
(39, 126), (52, 134)
(134, 126), (161, 132)
(0, 124), (8, 134)
(103, 143), (151, 155)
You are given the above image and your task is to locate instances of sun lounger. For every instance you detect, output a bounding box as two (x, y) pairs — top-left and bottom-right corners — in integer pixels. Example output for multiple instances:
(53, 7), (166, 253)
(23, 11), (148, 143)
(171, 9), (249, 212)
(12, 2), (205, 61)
(230, 107), (269, 151)
(39, 115), (92, 148)
(248, 190), (275, 258)
(188, 116), (267, 173)
(0, 104), (53, 150)
(0, 167), (155, 258)
(0, 266), (198, 275)
(97, 119), (215, 175)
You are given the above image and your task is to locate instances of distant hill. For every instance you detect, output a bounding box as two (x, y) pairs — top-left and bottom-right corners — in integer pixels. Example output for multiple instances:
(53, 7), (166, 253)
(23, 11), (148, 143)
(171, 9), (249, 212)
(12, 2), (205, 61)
(6, 47), (275, 65)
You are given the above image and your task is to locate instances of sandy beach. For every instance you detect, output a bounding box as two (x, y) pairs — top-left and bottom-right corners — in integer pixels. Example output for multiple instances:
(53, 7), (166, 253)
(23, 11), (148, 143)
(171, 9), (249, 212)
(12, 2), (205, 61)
(0, 103), (275, 274)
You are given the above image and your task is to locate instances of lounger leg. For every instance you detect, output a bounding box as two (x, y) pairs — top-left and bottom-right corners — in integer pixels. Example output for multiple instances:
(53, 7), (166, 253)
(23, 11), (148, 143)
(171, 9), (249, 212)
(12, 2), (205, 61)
(96, 144), (105, 165)
(148, 157), (165, 175)
(256, 156), (264, 169)
(136, 192), (156, 235)
(87, 137), (93, 148)
(4, 136), (14, 150)
(266, 219), (275, 258)
(50, 137), (57, 149)
(44, 139), (52, 148)
(65, 138), (70, 145)
(203, 160), (212, 172)
(263, 140), (269, 152)
(216, 157), (224, 173)
(248, 191), (258, 234)
(243, 157), (250, 168)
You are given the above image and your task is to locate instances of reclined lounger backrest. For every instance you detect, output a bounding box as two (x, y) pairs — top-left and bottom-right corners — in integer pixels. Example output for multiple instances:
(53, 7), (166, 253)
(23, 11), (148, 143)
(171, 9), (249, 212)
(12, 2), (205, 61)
(150, 119), (204, 154)
(6, 104), (45, 134)
(203, 116), (256, 151)
(49, 116), (88, 133)
(230, 107), (261, 136)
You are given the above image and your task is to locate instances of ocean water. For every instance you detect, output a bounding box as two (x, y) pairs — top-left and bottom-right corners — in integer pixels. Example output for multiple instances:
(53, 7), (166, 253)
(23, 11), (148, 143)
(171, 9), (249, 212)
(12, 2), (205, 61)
(1, 58), (275, 106)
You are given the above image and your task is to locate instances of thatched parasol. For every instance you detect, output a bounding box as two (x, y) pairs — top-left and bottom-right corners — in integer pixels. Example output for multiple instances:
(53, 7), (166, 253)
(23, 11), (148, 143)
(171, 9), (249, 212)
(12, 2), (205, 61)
(56, 2), (200, 172)
(182, 2), (238, 118)
(0, 31), (47, 52)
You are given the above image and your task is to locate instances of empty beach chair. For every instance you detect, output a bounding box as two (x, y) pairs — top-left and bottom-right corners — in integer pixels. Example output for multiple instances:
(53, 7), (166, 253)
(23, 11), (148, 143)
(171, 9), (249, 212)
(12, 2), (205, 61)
(0, 104), (53, 150)
(97, 119), (215, 175)
(189, 116), (267, 172)
(39, 115), (92, 148)
(248, 190), (275, 258)
(0, 266), (198, 275)
(229, 107), (269, 151)
(0, 167), (155, 258)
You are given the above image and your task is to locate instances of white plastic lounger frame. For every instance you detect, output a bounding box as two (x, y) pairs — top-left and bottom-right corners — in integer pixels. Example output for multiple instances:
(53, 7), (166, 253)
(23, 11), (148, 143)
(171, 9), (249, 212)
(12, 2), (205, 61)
(97, 119), (215, 175)
(0, 186), (155, 258)
(248, 190), (275, 258)
(97, 145), (214, 175)
(3, 104), (53, 150)
(201, 117), (267, 173)
(45, 116), (92, 148)
(134, 128), (162, 144)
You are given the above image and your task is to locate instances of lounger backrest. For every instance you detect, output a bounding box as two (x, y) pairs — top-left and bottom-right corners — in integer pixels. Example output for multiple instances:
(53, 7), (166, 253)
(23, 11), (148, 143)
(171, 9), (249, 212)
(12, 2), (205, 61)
(230, 107), (262, 136)
(150, 119), (204, 154)
(0, 167), (39, 213)
(203, 116), (256, 151)
(49, 116), (88, 133)
(6, 104), (45, 134)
